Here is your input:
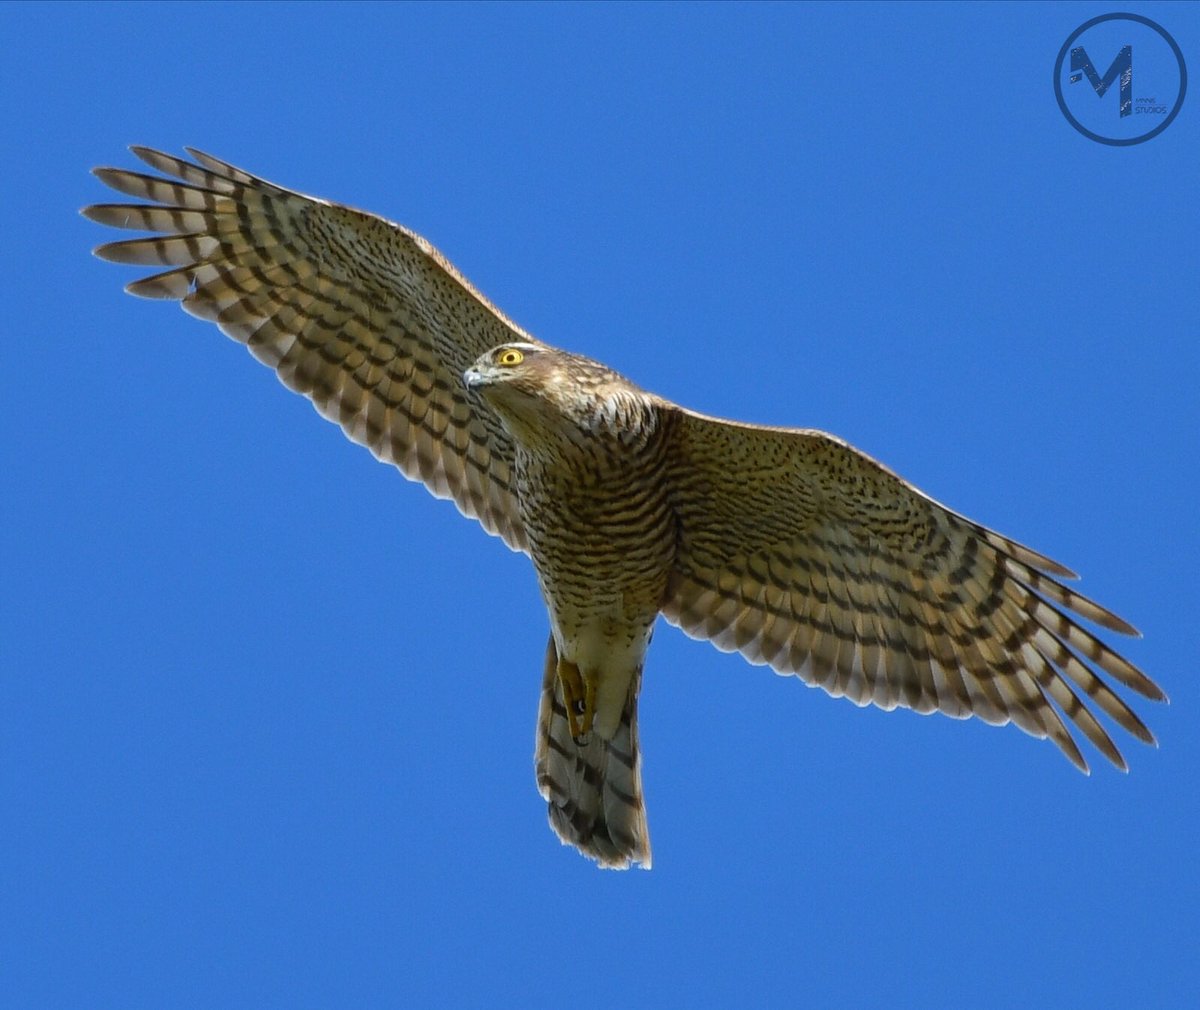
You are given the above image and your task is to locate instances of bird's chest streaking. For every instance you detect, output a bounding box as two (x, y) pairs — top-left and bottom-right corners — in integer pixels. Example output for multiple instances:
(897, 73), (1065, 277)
(515, 429), (676, 738)
(462, 344), (679, 741)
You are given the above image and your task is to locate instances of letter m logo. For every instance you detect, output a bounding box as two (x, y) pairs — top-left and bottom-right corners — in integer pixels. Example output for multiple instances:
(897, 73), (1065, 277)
(1069, 45), (1133, 117)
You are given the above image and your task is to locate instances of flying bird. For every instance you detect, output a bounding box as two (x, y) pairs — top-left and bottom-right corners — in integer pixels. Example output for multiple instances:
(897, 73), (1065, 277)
(84, 147), (1165, 869)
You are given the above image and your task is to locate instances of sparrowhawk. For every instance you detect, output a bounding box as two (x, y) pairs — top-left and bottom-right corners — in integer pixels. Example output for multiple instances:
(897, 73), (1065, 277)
(85, 148), (1165, 869)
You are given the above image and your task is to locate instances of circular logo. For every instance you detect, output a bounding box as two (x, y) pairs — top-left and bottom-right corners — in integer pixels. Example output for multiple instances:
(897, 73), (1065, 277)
(1054, 13), (1187, 146)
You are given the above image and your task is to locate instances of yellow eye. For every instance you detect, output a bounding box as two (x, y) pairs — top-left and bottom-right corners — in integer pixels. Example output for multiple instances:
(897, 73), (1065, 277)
(497, 348), (524, 367)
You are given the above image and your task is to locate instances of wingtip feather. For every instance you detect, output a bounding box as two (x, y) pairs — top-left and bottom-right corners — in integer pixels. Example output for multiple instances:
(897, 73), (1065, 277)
(125, 272), (191, 299)
(1102, 612), (1141, 637)
(1062, 737), (1090, 775)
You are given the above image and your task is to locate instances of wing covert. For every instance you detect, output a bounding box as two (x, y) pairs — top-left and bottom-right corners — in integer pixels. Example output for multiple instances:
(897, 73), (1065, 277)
(660, 406), (1165, 772)
(85, 146), (535, 550)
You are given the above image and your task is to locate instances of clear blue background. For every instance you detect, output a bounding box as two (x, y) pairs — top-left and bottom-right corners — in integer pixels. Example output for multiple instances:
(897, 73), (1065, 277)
(3, 4), (1197, 1007)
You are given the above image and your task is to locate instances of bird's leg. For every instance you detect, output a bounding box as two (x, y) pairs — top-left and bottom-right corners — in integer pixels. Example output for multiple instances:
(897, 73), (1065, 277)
(557, 659), (595, 744)
(580, 674), (596, 739)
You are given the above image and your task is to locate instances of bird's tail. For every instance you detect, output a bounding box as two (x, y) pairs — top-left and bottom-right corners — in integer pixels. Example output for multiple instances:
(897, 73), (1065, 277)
(535, 636), (651, 869)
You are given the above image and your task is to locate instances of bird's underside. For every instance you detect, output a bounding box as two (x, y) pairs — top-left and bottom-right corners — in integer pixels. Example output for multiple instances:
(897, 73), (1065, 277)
(86, 147), (1166, 870)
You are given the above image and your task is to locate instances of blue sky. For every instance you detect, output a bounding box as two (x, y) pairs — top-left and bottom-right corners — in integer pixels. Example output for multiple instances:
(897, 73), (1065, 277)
(3, 3), (1197, 1007)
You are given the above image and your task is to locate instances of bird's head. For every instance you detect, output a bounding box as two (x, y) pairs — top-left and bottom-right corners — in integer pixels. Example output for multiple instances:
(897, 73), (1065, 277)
(463, 342), (557, 403)
(463, 343), (653, 449)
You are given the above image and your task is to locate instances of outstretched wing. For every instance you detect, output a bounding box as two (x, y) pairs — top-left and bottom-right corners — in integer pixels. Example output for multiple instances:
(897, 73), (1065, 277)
(85, 146), (534, 550)
(661, 407), (1165, 772)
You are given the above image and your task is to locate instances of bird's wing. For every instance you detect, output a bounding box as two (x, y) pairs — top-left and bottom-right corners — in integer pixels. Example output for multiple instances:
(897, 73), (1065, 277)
(85, 147), (534, 550)
(660, 406), (1165, 771)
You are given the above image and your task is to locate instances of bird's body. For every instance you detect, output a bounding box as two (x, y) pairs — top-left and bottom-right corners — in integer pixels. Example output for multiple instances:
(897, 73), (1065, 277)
(86, 148), (1166, 870)
(519, 419), (670, 738)
(495, 356), (673, 732)
(469, 346), (676, 862)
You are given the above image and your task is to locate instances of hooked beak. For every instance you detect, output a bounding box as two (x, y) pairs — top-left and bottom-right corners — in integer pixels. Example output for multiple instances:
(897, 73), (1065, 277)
(462, 366), (489, 391)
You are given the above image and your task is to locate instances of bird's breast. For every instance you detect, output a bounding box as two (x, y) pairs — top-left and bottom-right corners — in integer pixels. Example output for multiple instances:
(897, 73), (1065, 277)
(516, 437), (676, 644)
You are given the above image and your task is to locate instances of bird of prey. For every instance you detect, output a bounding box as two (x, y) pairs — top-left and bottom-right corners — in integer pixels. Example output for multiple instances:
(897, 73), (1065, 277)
(85, 147), (1164, 869)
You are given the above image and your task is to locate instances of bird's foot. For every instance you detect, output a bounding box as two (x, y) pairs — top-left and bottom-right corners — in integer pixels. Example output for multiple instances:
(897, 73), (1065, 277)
(557, 659), (596, 745)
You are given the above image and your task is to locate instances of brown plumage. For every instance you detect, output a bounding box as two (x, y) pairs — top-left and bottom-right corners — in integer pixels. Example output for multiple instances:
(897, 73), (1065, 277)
(85, 147), (1166, 870)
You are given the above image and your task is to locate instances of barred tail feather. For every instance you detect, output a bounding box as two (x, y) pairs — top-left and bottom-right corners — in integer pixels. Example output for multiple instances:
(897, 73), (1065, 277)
(535, 636), (651, 869)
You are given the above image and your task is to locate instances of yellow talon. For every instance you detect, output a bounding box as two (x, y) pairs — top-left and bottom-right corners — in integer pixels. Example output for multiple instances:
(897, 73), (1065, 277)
(557, 659), (595, 743)
(580, 676), (596, 738)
